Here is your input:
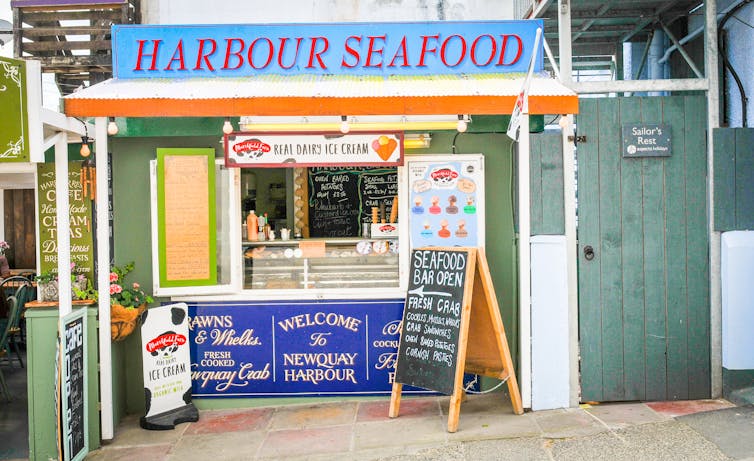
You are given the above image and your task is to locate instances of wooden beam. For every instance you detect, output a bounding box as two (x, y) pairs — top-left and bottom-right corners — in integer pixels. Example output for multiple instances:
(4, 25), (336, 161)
(19, 10), (121, 23)
(21, 26), (112, 37)
(22, 40), (111, 52)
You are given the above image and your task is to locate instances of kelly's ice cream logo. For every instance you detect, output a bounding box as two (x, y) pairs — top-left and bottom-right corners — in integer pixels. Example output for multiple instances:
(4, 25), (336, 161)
(146, 332), (187, 358)
(233, 139), (270, 159)
(429, 166), (459, 188)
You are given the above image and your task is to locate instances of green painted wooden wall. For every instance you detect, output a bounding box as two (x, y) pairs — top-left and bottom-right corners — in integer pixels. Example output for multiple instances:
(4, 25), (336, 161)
(714, 128), (754, 231)
(110, 122), (519, 411)
(577, 96), (709, 402)
(530, 131), (565, 235)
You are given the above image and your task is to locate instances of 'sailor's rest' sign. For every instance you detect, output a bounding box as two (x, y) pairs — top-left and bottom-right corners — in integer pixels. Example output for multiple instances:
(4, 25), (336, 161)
(112, 20), (544, 79)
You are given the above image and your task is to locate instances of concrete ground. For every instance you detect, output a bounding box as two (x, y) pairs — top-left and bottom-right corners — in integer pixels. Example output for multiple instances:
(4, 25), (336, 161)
(84, 393), (754, 461)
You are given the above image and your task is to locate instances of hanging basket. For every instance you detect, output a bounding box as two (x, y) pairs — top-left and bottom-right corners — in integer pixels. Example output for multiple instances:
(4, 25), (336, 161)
(111, 303), (146, 342)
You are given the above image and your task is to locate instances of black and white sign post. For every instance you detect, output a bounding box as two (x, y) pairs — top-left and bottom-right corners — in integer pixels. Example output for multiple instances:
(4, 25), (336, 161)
(140, 302), (198, 430)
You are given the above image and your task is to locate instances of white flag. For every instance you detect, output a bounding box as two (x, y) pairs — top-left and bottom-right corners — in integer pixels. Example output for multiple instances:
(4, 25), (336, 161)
(506, 27), (542, 141)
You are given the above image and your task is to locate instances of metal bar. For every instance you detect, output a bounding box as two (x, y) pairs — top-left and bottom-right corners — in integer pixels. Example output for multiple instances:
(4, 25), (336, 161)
(634, 30), (655, 80)
(660, 22), (703, 78)
(572, 1), (619, 41)
(528, 0), (555, 18)
(659, 0), (746, 64)
(543, 36), (561, 80)
(558, 0), (572, 84)
(572, 78), (708, 94)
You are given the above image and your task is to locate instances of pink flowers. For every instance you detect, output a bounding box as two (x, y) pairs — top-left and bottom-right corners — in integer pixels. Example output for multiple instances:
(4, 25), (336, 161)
(109, 272), (119, 282)
(110, 283), (123, 295)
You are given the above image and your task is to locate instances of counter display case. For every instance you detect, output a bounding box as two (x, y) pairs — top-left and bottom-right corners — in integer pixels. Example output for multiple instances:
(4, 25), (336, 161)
(243, 238), (399, 290)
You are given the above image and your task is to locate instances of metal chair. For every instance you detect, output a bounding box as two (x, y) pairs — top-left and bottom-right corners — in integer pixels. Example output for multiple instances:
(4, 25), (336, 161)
(0, 360), (9, 402)
(0, 276), (33, 368)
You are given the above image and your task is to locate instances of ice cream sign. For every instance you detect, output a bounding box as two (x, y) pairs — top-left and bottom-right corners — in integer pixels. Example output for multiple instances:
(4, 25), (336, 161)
(225, 132), (403, 168)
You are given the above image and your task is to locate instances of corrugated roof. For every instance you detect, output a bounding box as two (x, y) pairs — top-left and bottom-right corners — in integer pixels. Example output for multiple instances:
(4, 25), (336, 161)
(64, 73), (578, 117)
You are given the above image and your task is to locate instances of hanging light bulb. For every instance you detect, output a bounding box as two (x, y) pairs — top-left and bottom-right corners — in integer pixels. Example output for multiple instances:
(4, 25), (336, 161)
(80, 136), (91, 157)
(558, 114), (570, 130)
(222, 117), (233, 134)
(107, 117), (119, 135)
(340, 116), (350, 134)
(456, 115), (468, 133)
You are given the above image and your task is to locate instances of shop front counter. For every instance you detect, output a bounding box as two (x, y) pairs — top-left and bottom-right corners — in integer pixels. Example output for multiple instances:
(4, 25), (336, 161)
(243, 238), (399, 290)
(25, 301), (100, 460)
(187, 298), (415, 397)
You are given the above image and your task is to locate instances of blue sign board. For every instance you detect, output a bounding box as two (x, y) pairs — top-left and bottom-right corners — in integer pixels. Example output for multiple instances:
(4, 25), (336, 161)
(187, 299), (427, 397)
(112, 20), (544, 79)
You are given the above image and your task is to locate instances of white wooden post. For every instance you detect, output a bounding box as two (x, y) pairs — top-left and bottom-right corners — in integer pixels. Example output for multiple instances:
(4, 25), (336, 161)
(95, 116), (114, 439)
(518, 112), (532, 409)
(54, 135), (72, 318)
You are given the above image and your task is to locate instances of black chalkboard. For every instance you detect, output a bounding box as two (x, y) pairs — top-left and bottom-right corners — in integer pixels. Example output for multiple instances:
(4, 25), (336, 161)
(308, 167), (398, 238)
(61, 310), (87, 461)
(395, 248), (470, 395)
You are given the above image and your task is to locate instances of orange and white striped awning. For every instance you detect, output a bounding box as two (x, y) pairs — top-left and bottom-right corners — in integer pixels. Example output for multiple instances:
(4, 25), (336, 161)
(64, 73), (577, 118)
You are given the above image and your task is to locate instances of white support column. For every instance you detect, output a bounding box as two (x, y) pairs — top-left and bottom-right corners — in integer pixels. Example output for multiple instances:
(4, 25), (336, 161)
(518, 113), (532, 409)
(705, 0), (722, 399)
(54, 135), (72, 318)
(561, 115), (579, 407)
(558, 0), (573, 85)
(95, 117), (114, 439)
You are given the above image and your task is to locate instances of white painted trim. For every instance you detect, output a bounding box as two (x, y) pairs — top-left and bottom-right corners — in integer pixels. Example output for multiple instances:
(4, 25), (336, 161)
(558, 0), (572, 85)
(54, 137), (72, 318)
(562, 115), (580, 407)
(95, 117), (114, 440)
(173, 287), (408, 303)
(25, 60), (43, 163)
(705, 0), (722, 399)
(40, 109), (91, 137)
(150, 159), (238, 297)
(43, 132), (66, 153)
(519, 113), (532, 409)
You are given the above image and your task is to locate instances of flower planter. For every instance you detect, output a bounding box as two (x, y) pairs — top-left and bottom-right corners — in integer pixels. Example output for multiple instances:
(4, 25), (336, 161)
(38, 281), (59, 302)
(110, 303), (146, 342)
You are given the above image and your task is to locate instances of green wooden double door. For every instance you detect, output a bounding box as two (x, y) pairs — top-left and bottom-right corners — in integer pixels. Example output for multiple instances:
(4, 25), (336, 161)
(576, 96), (710, 402)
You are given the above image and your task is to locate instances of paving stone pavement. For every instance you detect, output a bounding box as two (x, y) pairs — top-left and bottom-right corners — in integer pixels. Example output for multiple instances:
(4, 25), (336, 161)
(84, 393), (752, 461)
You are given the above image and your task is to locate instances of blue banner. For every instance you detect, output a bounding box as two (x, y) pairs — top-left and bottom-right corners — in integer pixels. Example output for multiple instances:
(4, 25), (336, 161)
(112, 20), (544, 79)
(187, 299), (427, 397)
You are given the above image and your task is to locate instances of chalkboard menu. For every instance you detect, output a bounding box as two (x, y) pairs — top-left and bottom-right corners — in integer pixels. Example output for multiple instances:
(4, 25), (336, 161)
(308, 167), (398, 238)
(395, 248), (470, 395)
(61, 309), (87, 461)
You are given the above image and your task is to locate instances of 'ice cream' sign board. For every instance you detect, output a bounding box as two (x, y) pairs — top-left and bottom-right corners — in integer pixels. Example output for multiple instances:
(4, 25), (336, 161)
(140, 303), (199, 430)
(225, 132), (403, 168)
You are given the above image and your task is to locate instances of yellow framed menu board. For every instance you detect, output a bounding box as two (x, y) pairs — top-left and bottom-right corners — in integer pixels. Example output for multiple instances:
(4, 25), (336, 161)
(157, 148), (217, 287)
